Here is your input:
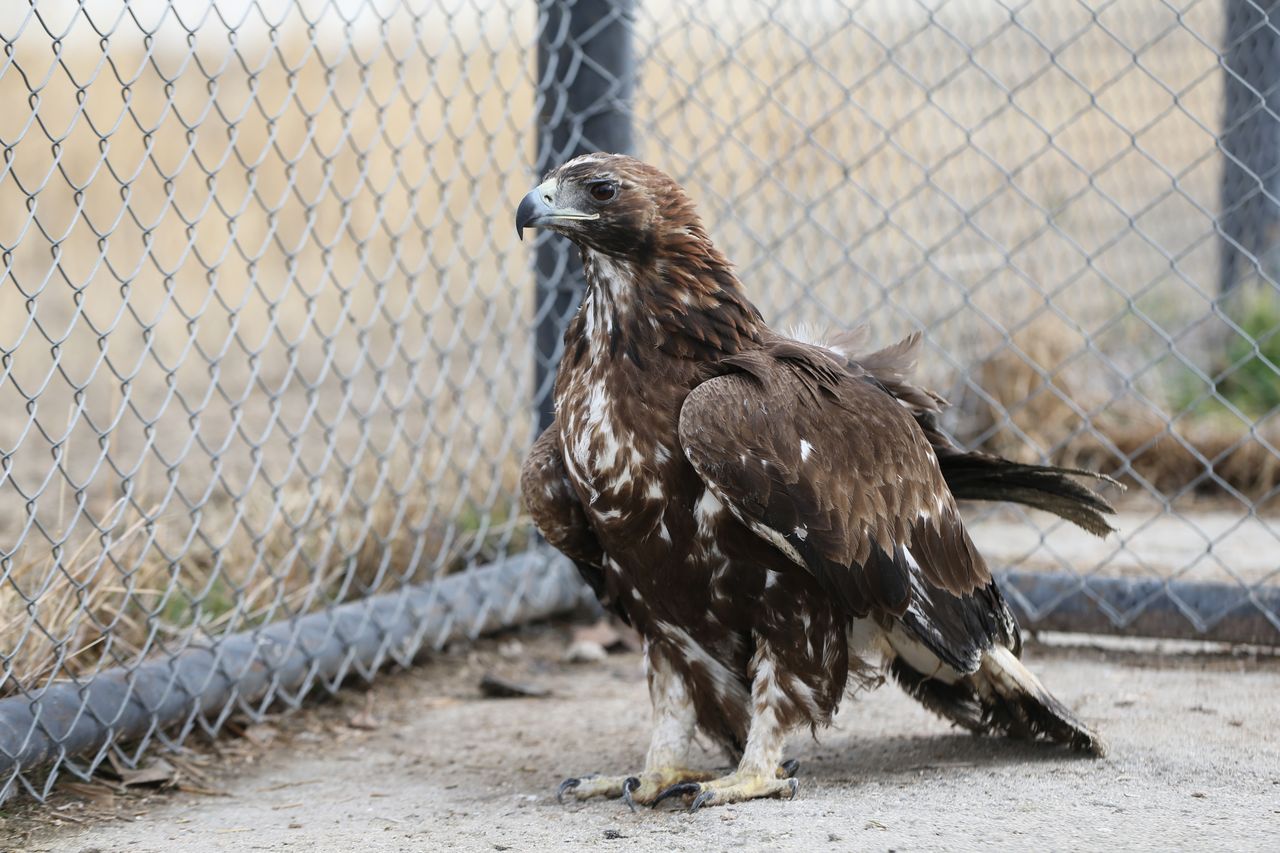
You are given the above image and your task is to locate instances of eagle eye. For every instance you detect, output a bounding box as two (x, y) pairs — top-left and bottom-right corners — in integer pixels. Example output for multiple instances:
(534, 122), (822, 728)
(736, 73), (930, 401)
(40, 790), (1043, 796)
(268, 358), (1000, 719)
(589, 181), (617, 203)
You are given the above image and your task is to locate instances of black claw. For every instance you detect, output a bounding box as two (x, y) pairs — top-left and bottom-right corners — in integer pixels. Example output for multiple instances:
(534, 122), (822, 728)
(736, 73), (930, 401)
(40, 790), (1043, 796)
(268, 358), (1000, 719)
(786, 777), (800, 800)
(556, 777), (581, 804)
(652, 781), (702, 807)
(780, 759), (800, 778)
(621, 776), (640, 813)
(689, 789), (715, 813)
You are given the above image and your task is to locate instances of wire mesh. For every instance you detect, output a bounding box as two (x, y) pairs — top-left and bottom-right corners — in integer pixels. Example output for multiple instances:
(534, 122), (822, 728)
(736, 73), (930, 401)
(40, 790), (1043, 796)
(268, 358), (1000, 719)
(0, 0), (555, 801)
(621, 0), (1280, 641)
(1, 0), (1278, 803)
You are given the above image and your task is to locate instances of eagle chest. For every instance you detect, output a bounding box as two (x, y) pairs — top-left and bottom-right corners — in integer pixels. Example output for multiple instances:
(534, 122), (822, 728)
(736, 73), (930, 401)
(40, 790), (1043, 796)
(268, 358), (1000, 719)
(558, 372), (675, 528)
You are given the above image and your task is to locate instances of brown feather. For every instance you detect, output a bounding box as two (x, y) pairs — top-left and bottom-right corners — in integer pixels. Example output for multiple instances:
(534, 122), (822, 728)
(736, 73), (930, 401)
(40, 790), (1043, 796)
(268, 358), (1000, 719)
(683, 338), (992, 602)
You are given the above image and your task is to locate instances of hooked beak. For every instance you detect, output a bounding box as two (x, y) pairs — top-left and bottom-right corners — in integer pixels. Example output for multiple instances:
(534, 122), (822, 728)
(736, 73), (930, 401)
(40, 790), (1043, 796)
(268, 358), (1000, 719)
(515, 178), (599, 240)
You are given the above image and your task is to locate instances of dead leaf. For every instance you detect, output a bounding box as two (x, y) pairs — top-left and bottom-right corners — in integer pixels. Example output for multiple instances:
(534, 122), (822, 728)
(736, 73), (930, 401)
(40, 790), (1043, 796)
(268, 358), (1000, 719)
(107, 754), (177, 788)
(571, 618), (642, 654)
(241, 723), (279, 746)
(346, 713), (380, 731)
(176, 783), (230, 797)
(479, 673), (551, 699)
(62, 781), (119, 805)
(562, 640), (608, 664)
(347, 693), (380, 730)
(572, 619), (622, 649)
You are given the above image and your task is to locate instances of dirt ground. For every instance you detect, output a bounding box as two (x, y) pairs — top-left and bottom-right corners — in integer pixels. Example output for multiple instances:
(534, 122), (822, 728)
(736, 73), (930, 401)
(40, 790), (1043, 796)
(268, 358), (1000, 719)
(6, 624), (1280, 853)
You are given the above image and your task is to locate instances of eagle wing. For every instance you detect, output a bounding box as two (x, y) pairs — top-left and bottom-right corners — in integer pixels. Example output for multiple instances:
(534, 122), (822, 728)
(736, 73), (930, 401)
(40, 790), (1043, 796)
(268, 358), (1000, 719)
(677, 339), (992, 624)
(835, 329), (1118, 537)
(521, 423), (628, 622)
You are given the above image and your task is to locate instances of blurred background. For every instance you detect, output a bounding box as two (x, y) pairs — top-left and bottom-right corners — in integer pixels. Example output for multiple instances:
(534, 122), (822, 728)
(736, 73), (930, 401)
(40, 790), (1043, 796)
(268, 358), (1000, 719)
(1, 0), (1277, 801)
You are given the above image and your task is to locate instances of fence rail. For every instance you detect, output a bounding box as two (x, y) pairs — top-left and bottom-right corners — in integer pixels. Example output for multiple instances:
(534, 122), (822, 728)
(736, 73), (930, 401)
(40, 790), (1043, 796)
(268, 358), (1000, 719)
(2, 0), (1278, 803)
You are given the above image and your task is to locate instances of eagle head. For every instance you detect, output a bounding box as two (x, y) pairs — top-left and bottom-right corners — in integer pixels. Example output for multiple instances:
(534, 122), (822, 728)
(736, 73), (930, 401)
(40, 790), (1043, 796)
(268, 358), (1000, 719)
(515, 153), (697, 258)
(516, 153), (760, 355)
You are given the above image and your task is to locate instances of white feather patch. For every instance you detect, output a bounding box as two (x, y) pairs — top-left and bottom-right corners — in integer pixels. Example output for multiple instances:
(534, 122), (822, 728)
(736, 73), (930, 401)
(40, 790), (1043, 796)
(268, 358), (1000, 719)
(644, 649), (699, 768)
(695, 488), (724, 523)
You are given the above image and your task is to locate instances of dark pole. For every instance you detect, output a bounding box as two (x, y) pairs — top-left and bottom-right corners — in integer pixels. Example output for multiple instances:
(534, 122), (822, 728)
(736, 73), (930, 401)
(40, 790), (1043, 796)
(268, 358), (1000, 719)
(532, 0), (636, 433)
(1218, 0), (1280, 297)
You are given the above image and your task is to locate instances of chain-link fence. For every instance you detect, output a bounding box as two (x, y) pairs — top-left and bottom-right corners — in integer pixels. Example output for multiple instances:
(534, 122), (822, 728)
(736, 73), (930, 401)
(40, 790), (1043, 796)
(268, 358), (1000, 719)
(2, 0), (1278, 804)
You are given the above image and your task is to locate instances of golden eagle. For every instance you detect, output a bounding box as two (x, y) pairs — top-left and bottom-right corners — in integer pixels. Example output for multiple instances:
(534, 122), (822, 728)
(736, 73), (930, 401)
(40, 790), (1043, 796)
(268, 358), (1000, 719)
(517, 154), (1111, 812)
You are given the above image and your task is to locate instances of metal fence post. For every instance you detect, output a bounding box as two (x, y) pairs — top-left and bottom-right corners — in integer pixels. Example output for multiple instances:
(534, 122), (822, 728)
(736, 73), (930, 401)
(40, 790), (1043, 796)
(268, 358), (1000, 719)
(1219, 0), (1280, 295)
(532, 0), (636, 433)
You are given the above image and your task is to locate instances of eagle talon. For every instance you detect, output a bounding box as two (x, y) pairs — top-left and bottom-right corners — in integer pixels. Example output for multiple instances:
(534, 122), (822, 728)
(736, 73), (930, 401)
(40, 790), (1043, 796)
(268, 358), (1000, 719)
(672, 772), (802, 811)
(556, 776), (583, 804)
(621, 776), (641, 813)
(779, 759), (800, 778)
(689, 789), (716, 813)
(651, 781), (702, 807)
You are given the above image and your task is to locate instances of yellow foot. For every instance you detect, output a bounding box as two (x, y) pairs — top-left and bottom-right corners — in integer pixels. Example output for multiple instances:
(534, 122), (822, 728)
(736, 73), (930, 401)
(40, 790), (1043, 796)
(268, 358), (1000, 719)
(556, 767), (716, 811)
(652, 767), (800, 812)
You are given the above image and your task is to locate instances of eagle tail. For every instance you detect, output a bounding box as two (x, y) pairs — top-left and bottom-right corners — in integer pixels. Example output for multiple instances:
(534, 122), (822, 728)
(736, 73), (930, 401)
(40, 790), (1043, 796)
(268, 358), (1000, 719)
(935, 452), (1120, 538)
(888, 656), (987, 732)
(889, 646), (1106, 757)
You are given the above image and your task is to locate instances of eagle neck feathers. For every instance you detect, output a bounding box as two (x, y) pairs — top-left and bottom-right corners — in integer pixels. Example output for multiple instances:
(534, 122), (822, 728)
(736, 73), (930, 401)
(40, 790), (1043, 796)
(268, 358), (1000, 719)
(569, 231), (765, 368)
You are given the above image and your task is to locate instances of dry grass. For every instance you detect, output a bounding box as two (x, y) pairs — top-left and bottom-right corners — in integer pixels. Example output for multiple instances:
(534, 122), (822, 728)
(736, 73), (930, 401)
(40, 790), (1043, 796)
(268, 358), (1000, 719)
(1, 447), (526, 697)
(965, 313), (1280, 510)
(2, 0), (1273, 701)
(0, 7), (538, 697)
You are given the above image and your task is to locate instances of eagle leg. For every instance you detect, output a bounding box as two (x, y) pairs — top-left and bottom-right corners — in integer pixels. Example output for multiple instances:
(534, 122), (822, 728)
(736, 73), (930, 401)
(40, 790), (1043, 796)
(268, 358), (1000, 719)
(556, 648), (715, 808)
(652, 643), (804, 812)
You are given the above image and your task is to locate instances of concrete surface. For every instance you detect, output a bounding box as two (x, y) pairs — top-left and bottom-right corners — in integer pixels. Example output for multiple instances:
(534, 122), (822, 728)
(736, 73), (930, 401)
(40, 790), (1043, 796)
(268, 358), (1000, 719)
(967, 508), (1280, 584)
(9, 626), (1280, 853)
